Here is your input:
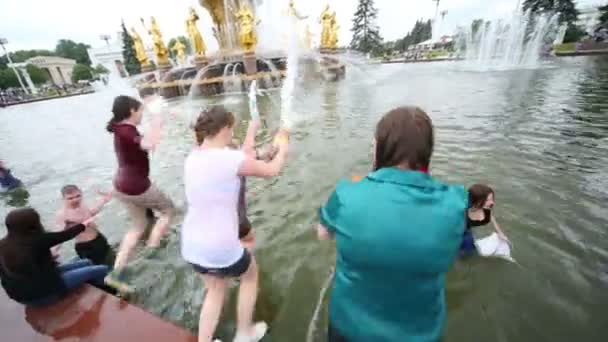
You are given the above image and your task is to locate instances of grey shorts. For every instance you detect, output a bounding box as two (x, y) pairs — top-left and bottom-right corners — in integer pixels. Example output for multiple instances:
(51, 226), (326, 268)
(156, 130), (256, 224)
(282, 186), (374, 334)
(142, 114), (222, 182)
(114, 184), (174, 227)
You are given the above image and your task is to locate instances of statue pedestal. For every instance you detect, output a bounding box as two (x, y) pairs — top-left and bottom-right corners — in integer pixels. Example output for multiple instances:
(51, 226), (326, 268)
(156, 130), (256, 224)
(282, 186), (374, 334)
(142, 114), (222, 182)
(243, 51), (258, 76)
(194, 55), (209, 70)
(141, 64), (156, 73)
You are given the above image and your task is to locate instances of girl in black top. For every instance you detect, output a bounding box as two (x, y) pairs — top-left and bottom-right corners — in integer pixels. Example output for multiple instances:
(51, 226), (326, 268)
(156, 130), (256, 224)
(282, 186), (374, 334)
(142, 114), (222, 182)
(0, 208), (109, 306)
(460, 184), (509, 255)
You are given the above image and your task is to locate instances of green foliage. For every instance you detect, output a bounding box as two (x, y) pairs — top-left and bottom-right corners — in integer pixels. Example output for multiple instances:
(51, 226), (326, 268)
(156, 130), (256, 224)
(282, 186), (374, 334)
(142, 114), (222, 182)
(0, 68), (19, 89)
(25, 64), (49, 85)
(168, 36), (192, 58)
(71, 64), (93, 82)
(93, 64), (110, 75)
(523, 0), (579, 24)
(553, 42), (576, 53)
(383, 19), (432, 55)
(563, 24), (586, 43)
(55, 39), (92, 65)
(599, 4), (608, 26)
(350, 0), (384, 55)
(471, 19), (485, 37)
(121, 21), (141, 75)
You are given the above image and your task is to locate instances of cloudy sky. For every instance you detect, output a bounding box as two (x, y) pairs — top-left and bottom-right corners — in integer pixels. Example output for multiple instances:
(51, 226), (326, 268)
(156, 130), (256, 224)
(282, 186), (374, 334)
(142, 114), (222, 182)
(0, 0), (603, 52)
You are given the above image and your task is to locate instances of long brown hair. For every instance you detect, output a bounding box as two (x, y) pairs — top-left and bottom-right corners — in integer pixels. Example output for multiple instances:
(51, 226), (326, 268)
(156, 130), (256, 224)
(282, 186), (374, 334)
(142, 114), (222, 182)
(0, 208), (46, 277)
(374, 106), (434, 171)
(468, 184), (495, 209)
(193, 106), (235, 144)
(106, 95), (142, 133)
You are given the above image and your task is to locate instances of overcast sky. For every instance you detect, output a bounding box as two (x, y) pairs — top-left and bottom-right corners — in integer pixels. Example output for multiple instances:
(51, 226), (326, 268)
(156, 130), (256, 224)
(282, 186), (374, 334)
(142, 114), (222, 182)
(0, 0), (603, 52)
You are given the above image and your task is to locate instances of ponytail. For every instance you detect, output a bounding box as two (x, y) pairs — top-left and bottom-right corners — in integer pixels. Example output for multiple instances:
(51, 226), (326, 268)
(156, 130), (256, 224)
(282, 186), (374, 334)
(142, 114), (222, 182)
(107, 95), (142, 133)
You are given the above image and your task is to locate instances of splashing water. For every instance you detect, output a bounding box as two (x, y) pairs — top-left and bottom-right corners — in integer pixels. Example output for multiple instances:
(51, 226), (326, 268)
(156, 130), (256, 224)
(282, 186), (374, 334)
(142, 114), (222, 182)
(280, 15), (300, 129)
(463, 8), (559, 70)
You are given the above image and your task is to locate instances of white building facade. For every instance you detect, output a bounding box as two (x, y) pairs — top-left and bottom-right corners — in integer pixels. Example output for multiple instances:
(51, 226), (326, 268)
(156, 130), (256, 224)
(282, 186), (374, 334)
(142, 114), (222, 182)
(87, 32), (155, 77)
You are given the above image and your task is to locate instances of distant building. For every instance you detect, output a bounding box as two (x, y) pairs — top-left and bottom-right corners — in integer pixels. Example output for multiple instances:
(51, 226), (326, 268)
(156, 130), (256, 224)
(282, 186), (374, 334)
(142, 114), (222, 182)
(87, 32), (155, 77)
(578, 6), (601, 34)
(26, 56), (76, 86)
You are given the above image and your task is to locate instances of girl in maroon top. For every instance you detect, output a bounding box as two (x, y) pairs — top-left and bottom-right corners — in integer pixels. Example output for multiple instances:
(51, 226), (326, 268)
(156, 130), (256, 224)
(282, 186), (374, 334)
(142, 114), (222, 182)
(105, 95), (175, 287)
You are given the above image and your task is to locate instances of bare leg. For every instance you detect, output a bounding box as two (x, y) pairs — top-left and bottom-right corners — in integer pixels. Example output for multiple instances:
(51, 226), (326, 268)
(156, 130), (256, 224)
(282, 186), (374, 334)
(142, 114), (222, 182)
(114, 205), (147, 270)
(147, 209), (174, 248)
(199, 275), (228, 342)
(236, 256), (259, 336)
(240, 229), (256, 251)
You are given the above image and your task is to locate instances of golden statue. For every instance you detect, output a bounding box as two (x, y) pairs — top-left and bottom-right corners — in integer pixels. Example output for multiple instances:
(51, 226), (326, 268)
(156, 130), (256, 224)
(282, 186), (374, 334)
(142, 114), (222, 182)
(172, 40), (187, 65)
(199, 0), (227, 48)
(186, 7), (207, 56)
(329, 13), (339, 49)
(319, 4), (334, 49)
(130, 28), (150, 66)
(232, 3), (258, 52)
(146, 17), (170, 65)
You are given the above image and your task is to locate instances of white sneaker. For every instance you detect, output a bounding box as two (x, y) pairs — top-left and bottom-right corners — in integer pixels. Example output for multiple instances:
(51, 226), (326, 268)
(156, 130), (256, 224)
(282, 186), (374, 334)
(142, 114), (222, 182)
(232, 322), (268, 342)
(213, 340), (223, 342)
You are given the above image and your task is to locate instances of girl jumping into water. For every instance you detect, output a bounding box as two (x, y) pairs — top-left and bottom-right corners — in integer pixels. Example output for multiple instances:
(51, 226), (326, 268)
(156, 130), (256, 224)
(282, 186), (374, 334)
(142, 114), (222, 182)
(460, 184), (509, 255)
(105, 95), (175, 289)
(182, 106), (288, 342)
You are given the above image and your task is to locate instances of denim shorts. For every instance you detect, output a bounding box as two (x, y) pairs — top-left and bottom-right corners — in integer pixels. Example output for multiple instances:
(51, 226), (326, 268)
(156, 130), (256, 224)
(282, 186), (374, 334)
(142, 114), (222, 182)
(191, 249), (251, 278)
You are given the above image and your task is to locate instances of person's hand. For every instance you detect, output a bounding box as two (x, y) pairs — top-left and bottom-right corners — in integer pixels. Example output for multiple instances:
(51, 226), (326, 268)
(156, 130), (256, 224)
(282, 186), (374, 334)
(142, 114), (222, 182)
(249, 119), (261, 131)
(97, 189), (113, 202)
(498, 231), (510, 244)
(82, 216), (96, 227)
(273, 128), (290, 148)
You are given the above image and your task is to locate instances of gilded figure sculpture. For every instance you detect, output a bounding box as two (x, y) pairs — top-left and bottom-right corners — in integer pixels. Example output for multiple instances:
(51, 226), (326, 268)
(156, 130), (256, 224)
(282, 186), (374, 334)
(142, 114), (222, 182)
(186, 7), (207, 56)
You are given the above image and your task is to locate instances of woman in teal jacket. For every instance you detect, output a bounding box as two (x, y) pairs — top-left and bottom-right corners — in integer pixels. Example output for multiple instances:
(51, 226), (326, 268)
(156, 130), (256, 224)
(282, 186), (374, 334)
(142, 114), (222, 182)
(318, 106), (468, 342)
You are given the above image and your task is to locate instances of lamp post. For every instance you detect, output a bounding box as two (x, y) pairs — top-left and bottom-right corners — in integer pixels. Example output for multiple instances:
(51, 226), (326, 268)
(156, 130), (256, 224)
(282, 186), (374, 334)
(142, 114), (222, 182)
(0, 38), (28, 93)
(100, 34), (111, 46)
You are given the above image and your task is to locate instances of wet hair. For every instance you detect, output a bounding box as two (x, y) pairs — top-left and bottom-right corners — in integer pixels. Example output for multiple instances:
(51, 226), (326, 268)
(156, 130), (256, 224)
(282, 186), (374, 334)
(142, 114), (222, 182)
(374, 106), (434, 171)
(106, 95), (142, 133)
(193, 106), (235, 144)
(468, 184), (495, 209)
(61, 184), (81, 197)
(0, 208), (46, 277)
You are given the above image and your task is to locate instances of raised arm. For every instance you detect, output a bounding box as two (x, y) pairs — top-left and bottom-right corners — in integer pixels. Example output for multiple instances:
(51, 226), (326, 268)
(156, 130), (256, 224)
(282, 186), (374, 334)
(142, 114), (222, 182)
(90, 190), (113, 216)
(140, 116), (163, 151)
(317, 223), (334, 240)
(238, 130), (289, 178)
(242, 120), (261, 159)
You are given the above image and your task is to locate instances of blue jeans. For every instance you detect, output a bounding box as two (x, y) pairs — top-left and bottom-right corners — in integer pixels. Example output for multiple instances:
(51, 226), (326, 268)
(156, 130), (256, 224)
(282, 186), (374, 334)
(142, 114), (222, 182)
(25, 259), (109, 306)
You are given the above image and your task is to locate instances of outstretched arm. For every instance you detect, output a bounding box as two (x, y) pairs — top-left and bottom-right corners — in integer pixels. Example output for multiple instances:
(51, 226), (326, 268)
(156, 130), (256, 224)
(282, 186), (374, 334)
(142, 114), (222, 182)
(491, 215), (509, 242)
(90, 190), (113, 216)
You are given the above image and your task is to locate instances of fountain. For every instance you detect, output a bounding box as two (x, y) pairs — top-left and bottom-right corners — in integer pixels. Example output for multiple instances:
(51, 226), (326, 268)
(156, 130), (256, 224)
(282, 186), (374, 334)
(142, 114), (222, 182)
(134, 0), (346, 99)
(462, 6), (559, 70)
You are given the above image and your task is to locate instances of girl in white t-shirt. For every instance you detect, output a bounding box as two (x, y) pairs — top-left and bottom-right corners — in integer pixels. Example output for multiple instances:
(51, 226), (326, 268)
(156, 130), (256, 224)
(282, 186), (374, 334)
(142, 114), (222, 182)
(182, 106), (289, 342)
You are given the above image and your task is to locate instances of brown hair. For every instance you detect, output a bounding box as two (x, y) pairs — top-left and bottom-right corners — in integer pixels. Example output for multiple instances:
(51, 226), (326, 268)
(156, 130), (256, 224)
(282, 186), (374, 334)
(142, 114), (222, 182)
(61, 184), (81, 197)
(193, 106), (235, 144)
(0, 208), (46, 277)
(468, 184), (495, 208)
(374, 106), (434, 171)
(107, 95), (142, 133)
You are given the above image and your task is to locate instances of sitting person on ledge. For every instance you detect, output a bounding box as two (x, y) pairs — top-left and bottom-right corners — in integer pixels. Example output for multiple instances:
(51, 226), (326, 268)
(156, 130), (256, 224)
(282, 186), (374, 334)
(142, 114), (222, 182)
(0, 208), (109, 306)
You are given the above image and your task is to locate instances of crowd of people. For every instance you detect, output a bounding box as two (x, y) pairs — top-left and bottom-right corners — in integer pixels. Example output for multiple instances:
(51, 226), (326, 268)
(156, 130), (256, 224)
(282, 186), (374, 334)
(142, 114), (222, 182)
(0, 94), (508, 342)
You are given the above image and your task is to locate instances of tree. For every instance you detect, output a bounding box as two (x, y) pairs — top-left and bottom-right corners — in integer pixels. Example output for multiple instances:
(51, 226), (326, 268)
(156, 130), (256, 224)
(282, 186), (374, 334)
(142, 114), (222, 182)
(0, 68), (19, 89)
(93, 64), (110, 75)
(471, 19), (485, 37)
(55, 39), (92, 65)
(168, 36), (192, 59)
(523, 0), (582, 42)
(71, 64), (93, 82)
(25, 64), (49, 85)
(121, 21), (141, 75)
(350, 0), (384, 55)
(599, 4), (608, 27)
